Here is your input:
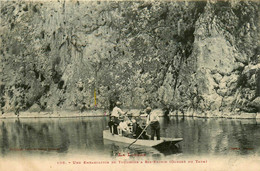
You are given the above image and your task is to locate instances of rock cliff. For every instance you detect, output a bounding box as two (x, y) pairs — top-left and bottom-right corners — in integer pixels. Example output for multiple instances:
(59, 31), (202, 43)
(0, 0), (259, 115)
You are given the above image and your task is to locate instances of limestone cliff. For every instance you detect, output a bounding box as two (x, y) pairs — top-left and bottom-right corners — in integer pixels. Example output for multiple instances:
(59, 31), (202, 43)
(0, 0), (259, 115)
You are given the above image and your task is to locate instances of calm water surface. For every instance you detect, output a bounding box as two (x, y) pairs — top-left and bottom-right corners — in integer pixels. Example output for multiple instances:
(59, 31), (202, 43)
(0, 116), (260, 160)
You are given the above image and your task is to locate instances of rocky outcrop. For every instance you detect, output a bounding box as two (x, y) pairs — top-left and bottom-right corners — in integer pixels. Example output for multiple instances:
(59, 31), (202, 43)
(173, 1), (259, 114)
(0, 1), (259, 115)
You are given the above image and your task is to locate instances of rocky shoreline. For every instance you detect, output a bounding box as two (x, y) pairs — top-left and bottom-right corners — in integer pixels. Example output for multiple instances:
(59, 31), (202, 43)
(0, 109), (107, 119)
(0, 109), (259, 119)
(170, 110), (260, 119)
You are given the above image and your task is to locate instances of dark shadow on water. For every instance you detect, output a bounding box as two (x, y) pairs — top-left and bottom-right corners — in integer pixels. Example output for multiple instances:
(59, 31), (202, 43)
(103, 139), (182, 159)
(153, 143), (182, 156)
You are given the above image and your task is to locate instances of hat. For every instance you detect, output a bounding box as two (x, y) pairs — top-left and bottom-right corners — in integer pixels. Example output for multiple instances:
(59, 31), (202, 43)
(146, 107), (152, 112)
(116, 101), (122, 105)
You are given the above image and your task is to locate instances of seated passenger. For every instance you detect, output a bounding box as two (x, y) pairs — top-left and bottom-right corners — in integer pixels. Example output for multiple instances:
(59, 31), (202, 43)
(118, 117), (131, 137)
(127, 113), (137, 134)
(139, 110), (148, 117)
(134, 119), (149, 140)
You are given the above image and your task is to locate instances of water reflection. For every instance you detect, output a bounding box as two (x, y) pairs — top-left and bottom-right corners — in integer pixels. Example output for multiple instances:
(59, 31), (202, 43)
(166, 116), (260, 156)
(1, 122), (9, 156)
(0, 116), (260, 159)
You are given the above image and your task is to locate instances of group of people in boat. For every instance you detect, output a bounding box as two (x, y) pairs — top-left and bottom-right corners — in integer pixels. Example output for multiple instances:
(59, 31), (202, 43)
(108, 101), (160, 140)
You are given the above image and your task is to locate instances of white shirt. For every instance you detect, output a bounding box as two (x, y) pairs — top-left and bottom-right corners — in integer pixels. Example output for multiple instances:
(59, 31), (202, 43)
(111, 106), (125, 117)
(119, 121), (129, 131)
(146, 112), (159, 125)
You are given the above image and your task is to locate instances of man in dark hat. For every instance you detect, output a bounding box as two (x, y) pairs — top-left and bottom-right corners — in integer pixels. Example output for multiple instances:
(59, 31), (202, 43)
(146, 107), (160, 140)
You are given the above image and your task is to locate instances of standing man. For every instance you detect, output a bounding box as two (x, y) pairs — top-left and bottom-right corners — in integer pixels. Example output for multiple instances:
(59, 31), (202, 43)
(146, 107), (160, 140)
(111, 101), (126, 123)
(109, 101), (126, 135)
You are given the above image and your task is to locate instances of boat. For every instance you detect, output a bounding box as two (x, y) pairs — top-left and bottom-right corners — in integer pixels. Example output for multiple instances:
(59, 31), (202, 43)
(103, 130), (183, 147)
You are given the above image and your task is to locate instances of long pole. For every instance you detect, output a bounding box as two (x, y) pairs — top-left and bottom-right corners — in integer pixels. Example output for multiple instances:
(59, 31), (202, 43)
(128, 112), (161, 148)
(128, 122), (150, 148)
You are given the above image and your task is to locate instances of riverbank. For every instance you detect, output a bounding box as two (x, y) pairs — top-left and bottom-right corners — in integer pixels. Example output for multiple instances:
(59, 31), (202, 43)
(0, 110), (107, 119)
(0, 109), (259, 119)
(169, 110), (260, 119)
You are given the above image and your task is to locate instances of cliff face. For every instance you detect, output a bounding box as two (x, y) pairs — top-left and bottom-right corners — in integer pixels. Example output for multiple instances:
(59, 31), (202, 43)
(0, 1), (259, 114)
(174, 1), (260, 115)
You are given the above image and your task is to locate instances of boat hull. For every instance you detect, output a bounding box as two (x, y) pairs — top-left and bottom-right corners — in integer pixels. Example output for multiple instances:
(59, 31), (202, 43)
(103, 130), (183, 147)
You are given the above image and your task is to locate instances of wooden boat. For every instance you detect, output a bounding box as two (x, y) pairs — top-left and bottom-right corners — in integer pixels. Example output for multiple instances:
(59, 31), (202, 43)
(103, 130), (183, 147)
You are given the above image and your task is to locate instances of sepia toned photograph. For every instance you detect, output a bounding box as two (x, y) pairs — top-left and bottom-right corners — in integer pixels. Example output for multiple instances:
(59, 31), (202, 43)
(0, 0), (259, 170)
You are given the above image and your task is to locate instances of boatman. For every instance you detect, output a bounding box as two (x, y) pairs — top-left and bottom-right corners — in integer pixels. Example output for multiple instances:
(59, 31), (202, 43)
(146, 107), (160, 140)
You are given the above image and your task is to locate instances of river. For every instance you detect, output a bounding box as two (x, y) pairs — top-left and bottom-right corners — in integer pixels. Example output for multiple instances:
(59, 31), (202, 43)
(0, 116), (260, 161)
